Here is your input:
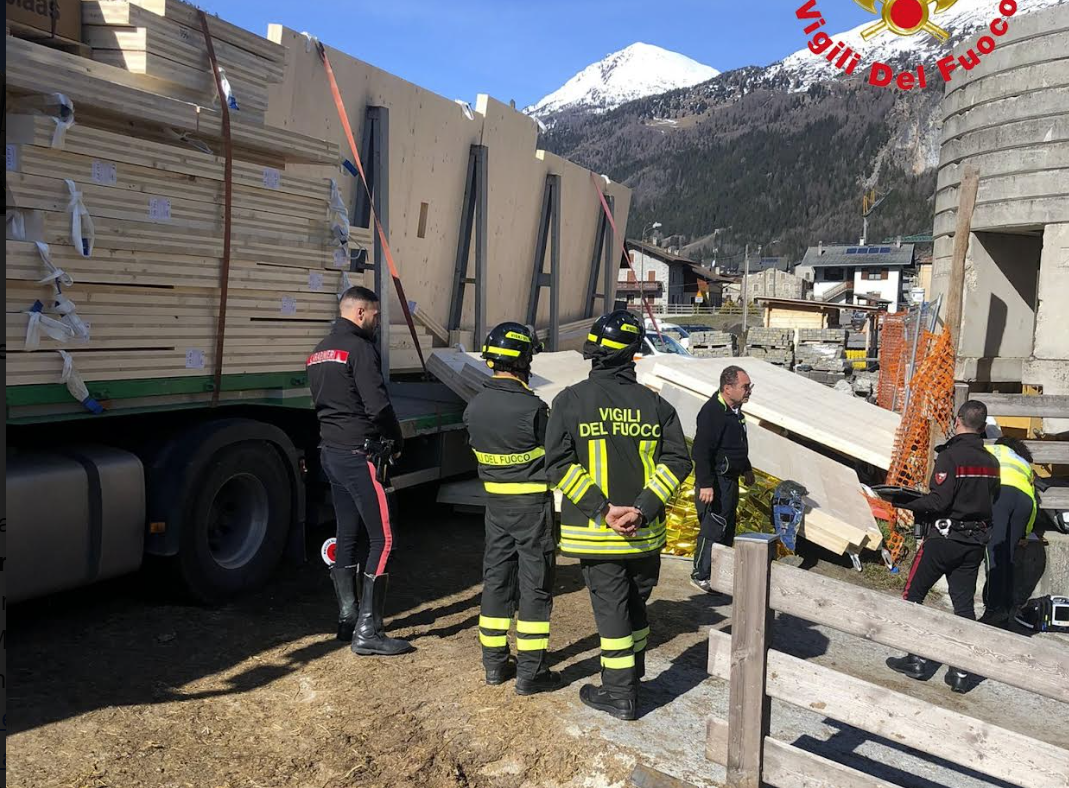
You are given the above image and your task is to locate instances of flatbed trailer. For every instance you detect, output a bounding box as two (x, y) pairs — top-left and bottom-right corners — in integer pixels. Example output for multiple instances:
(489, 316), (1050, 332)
(6, 369), (474, 605)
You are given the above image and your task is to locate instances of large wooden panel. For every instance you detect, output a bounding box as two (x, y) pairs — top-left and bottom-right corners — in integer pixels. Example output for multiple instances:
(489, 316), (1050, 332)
(648, 356), (900, 469)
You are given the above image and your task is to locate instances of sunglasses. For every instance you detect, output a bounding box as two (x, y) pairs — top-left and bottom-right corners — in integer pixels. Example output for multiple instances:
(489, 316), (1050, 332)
(740, 383), (755, 392)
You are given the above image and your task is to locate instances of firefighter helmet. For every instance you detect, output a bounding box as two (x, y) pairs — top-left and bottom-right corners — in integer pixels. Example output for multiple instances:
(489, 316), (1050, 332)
(481, 322), (543, 370)
(587, 310), (644, 353)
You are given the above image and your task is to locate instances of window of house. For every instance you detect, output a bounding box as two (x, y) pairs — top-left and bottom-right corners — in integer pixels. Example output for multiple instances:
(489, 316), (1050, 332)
(863, 269), (888, 280)
(823, 267), (844, 281)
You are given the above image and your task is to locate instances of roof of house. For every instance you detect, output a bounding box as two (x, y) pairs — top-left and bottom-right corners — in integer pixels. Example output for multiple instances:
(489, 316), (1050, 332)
(754, 297), (885, 313)
(800, 243), (915, 268)
(626, 240), (734, 282)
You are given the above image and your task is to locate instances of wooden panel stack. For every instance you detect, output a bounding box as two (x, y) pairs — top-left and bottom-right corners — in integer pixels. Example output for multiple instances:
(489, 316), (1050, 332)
(80, 0), (285, 124)
(5, 8), (423, 413)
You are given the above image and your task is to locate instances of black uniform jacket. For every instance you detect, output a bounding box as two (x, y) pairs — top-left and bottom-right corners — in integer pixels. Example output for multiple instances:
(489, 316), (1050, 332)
(902, 432), (1000, 543)
(545, 361), (692, 559)
(693, 392), (751, 486)
(307, 317), (402, 450)
(464, 375), (550, 501)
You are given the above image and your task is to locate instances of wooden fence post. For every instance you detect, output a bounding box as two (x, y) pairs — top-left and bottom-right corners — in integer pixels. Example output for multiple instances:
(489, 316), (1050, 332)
(724, 533), (778, 788)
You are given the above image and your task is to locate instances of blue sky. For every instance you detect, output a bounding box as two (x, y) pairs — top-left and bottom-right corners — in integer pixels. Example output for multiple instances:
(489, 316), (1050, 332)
(202, 1), (877, 107)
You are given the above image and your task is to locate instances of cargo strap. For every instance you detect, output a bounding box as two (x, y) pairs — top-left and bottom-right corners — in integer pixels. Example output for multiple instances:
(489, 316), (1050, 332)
(316, 40), (428, 375)
(198, 10), (234, 407)
(588, 171), (662, 340)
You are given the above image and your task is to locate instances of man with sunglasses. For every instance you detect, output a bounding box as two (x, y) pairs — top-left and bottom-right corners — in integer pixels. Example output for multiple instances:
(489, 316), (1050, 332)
(691, 365), (754, 595)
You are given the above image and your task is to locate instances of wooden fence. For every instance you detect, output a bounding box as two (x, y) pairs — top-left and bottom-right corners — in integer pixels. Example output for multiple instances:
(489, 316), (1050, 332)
(705, 536), (1069, 788)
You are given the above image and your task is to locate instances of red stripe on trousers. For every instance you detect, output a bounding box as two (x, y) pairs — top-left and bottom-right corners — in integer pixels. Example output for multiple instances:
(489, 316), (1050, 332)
(902, 541), (926, 600)
(368, 461), (393, 576)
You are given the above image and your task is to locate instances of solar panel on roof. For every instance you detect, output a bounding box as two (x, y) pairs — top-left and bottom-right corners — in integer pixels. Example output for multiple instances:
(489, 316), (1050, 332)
(846, 248), (857, 254)
(880, 247), (892, 253)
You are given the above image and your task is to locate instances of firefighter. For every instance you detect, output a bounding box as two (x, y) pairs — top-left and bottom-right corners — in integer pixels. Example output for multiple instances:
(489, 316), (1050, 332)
(886, 400), (1000, 693)
(982, 437), (1037, 626)
(464, 322), (562, 695)
(308, 286), (412, 657)
(546, 311), (693, 720)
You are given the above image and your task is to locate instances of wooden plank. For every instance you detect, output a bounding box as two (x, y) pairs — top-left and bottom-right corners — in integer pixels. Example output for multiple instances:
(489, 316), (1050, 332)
(944, 165), (979, 352)
(707, 717), (904, 788)
(974, 393), (1069, 419)
(648, 356), (900, 469)
(708, 631), (1069, 788)
(6, 37), (337, 163)
(83, 0), (287, 64)
(629, 763), (700, 788)
(7, 115), (333, 200)
(707, 544), (1069, 703)
(81, 2), (286, 82)
(658, 382), (877, 553)
(984, 438), (1069, 465)
(7, 142), (325, 220)
(725, 534), (777, 788)
(1038, 488), (1069, 510)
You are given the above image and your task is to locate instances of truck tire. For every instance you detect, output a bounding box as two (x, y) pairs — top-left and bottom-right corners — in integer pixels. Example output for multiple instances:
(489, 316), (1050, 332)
(177, 441), (292, 603)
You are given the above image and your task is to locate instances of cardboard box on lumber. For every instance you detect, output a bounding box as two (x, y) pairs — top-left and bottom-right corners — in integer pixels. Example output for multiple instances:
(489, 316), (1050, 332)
(7, 115), (335, 201)
(86, 0), (287, 64)
(656, 381), (880, 555)
(8, 0), (82, 42)
(6, 36), (337, 164)
(81, 1), (286, 83)
(648, 356), (900, 469)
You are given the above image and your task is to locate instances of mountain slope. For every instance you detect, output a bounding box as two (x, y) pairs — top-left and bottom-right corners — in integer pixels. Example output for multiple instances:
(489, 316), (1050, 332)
(537, 0), (1066, 261)
(525, 42), (719, 119)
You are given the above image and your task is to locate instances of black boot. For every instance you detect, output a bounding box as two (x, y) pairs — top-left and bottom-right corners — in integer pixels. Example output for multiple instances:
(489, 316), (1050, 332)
(635, 651), (646, 681)
(886, 653), (927, 680)
(978, 608), (1009, 628)
(579, 684), (637, 721)
(330, 565), (358, 642)
(486, 656), (516, 686)
(351, 573), (414, 656)
(515, 670), (562, 696)
(944, 667), (970, 694)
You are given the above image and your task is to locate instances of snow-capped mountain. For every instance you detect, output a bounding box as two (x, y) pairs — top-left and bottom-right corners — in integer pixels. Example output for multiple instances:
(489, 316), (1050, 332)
(768, 0), (1066, 88)
(525, 42), (719, 119)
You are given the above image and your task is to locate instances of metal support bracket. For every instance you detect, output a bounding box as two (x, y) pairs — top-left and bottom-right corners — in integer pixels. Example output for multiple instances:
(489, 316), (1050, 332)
(448, 144), (488, 345)
(585, 194), (617, 318)
(525, 173), (561, 350)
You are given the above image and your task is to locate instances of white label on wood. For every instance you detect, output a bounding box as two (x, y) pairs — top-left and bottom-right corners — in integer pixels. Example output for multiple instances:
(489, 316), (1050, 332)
(91, 160), (117, 185)
(6, 144), (18, 172)
(185, 348), (205, 369)
(262, 167), (281, 189)
(149, 198), (172, 222)
(281, 296), (298, 315)
(333, 247), (348, 268)
(308, 272), (325, 292)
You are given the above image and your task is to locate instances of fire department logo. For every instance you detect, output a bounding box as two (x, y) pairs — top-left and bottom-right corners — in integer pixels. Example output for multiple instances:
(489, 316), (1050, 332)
(935, 472), (948, 485)
(854, 0), (958, 42)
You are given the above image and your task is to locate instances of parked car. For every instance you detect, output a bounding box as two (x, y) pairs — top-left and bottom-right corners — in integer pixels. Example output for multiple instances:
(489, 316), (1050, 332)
(643, 319), (690, 349)
(635, 332), (693, 359)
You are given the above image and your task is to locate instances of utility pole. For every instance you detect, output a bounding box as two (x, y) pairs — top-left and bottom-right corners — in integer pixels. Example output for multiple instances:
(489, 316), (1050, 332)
(741, 243), (750, 353)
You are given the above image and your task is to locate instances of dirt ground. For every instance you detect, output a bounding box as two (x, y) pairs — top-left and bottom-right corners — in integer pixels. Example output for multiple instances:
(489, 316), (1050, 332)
(7, 489), (1066, 788)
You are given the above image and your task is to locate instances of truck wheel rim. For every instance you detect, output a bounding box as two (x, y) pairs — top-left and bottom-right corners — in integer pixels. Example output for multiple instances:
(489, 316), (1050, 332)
(207, 473), (270, 570)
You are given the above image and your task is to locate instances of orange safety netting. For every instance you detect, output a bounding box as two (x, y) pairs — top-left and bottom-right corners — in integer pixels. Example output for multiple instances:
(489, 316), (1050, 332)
(882, 329), (957, 564)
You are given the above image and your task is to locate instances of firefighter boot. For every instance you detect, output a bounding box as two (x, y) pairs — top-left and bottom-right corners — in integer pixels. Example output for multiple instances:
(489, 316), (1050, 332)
(635, 650), (646, 681)
(486, 656), (517, 686)
(579, 684), (637, 721)
(330, 565), (359, 642)
(944, 667), (970, 694)
(352, 573), (414, 656)
(886, 653), (927, 680)
(515, 670), (562, 696)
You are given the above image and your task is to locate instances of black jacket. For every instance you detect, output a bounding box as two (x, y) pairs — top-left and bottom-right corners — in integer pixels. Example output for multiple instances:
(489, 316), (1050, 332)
(546, 360), (692, 559)
(693, 392), (751, 486)
(307, 318), (402, 450)
(902, 432), (1000, 539)
(464, 376), (549, 500)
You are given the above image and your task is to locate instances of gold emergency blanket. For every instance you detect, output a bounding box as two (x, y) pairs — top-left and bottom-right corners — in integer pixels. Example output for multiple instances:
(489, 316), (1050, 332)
(662, 469), (783, 558)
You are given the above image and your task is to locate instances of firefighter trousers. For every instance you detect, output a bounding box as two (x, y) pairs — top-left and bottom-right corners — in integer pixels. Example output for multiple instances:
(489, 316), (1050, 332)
(479, 496), (556, 679)
(580, 553), (660, 699)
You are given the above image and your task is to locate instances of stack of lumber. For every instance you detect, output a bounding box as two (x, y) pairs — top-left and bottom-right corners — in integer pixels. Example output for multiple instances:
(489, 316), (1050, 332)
(4, 8), (424, 412)
(746, 326), (793, 367)
(81, 0), (285, 124)
(427, 349), (588, 404)
(688, 330), (736, 358)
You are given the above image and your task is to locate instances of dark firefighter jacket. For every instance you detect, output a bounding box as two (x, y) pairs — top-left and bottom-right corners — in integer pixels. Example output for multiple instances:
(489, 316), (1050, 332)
(307, 317), (402, 450)
(901, 432), (1000, 544)
(464, 375), (550, 499)
(545, 361), (692, 558)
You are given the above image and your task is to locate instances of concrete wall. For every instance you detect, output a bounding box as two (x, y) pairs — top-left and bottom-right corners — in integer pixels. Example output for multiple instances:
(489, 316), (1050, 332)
(265, 26), (631, 337)
(931, 3), (1069, 399)
(745, 269), (806, 301)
